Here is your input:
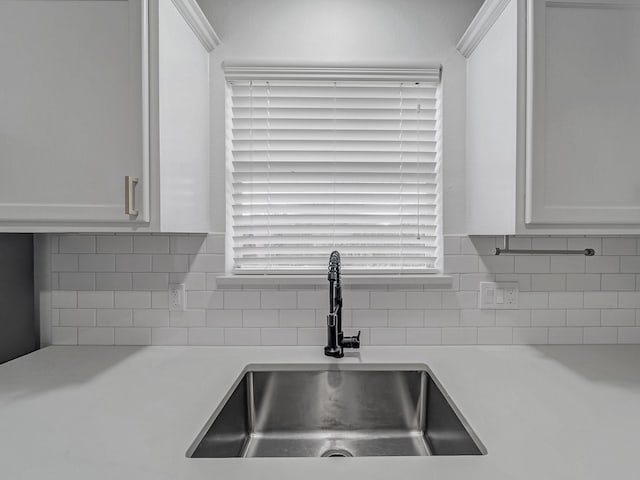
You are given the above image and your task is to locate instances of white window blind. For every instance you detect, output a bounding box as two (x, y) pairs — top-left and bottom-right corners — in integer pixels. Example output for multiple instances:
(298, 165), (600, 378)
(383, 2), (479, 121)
(225, 67), (442, 274)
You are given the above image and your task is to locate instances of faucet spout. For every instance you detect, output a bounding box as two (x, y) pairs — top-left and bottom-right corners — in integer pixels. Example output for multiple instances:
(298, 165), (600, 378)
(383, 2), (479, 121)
(324, 251), (360, 358)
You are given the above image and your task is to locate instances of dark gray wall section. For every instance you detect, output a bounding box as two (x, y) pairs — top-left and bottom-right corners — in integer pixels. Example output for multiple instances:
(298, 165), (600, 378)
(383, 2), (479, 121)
(0, 234), (36, 364)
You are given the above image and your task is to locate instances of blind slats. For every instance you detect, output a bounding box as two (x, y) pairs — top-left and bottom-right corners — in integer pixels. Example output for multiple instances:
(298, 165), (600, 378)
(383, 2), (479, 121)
(228, 75), (441, 273)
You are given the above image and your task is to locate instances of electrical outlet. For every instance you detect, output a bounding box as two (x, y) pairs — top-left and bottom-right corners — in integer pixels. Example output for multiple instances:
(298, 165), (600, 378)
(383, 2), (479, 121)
(479, 282), (519, 310)
(169, 283), (186, 312)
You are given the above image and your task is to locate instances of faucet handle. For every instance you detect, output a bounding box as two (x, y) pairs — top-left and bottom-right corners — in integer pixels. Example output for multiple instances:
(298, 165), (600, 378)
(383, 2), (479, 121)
(341, 331), (361, 349)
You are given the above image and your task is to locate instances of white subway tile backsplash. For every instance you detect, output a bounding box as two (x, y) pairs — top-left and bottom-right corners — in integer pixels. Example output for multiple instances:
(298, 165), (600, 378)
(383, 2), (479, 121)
(52, 255), (78, 272)
(568, 237), (601, 252)
(548, 292), (582, 309)
(442, 327), (477, 345)
(352, 310), (388, 327)
(261, 328), (298, 345)
(133, 236), (170, 254)
(513, 327), (548, 344)
(170, 310), (206, 327)
(97, 236), (133, 254)
(115, 327), (151, 345)
(115, 255), (152, 273)
(243, 310), (278, 327)
(77, 291), (114, 309)
(550, 257), (585, 274)
(188, 328), (224, 345)
(461, 310), (495, 327)
(115, 292), (151, 309)
(518, 292), (549, 309)
(444, 255), (478, 273)
(187, 291), (223, 309)
(133, 310), (169, 328)
(52, 291), (77, 308)
(442, 291), (477, 309)
(586, 256), (620, 273)
(566, 310), (600, 327)
(59, 273), (95, 291)
(370, 292), (405, 309)
(371, 328), (406, 345)
(406, 292), (442, 309)
(59, 235), (95, 254)
(389, 310), (424, 327)
(496, 310), (531, 327)
(152, 255), (189, 273)
(618, 327), (640, 343)
(583, 327), (618, 344)
(59, 309), (96, 327)
(45, 234), (640, 346)
(78, 327), (114, 345)
(583, 292), (617, 309)
(406, 328), (442, 345)
(603, 238), (637, 256)
(478, 255), (514, 273)
(78, 254), (115, 272)
(96, 273), (132, 291)
(601, 309), (635, 327)
(297, 328), (325, 345)
(515, 256), (550, 274)
(261, 291), (297, 309)
(151, 328), (188, 345)
(601, 274), (635, 291)
(132, 273), (169, 291)
(618, 292), (640, 308)
(620, 257), (640, 273)
(566, 274), (600, 291)
(280, 309), (315, 328)
(189, 254), (225, 272)
(206, 310), (242, 328)
(531, 310), (566, 327)
(97, 309), (133, 327)
(478, 327), (512, 345)
(225, 291), (260, 309)
(170, 235), (206, 255)
(424, 309), (460, 327)
(225, 328), (260, 345)
(549, 327), (583, 344)
(52, 327), (78, 345)
(531, 274), (566, 292)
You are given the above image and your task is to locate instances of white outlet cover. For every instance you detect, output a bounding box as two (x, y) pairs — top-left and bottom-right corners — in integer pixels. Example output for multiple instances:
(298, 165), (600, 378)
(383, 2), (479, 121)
(169, 283), (186, 312)
(479, 282), (519, 310)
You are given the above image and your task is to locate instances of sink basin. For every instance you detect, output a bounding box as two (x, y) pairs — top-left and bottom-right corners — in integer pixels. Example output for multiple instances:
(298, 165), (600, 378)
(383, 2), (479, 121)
(187, 364), (485, 458)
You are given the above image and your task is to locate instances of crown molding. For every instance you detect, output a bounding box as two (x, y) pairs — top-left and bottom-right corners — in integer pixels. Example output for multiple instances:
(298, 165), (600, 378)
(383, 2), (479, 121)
(222, 65), (442, 83)
(171, 0), (221, 52)
(456, 0), (512, 58)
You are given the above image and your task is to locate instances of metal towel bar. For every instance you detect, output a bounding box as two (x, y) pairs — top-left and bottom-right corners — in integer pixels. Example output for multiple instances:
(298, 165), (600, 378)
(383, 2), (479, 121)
(495, 236), (595, 256)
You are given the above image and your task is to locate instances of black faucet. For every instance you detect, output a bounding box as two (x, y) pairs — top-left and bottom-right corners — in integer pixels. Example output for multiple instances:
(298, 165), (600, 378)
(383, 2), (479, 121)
(324, 251), (360, 358)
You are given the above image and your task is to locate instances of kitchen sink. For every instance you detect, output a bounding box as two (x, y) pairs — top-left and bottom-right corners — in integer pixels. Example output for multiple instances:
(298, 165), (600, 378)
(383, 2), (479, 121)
(187, 364), (485, 458)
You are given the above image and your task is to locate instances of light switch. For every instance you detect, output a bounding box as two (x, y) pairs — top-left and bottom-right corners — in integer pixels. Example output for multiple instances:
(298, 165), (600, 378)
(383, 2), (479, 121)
(479, 282), (519, 309)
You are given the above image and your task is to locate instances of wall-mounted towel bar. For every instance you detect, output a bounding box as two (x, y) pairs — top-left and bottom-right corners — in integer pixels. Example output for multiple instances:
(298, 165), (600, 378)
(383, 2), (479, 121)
(495, 236), (595, 256)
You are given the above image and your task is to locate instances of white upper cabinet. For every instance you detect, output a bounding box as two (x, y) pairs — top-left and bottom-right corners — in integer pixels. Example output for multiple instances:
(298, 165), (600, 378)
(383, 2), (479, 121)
(0, 0), (219, 232)
(460, 0), (640, 234)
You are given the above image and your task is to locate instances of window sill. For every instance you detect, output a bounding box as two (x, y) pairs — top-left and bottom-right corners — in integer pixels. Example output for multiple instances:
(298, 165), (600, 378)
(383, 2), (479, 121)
(215, 274), (453, 288)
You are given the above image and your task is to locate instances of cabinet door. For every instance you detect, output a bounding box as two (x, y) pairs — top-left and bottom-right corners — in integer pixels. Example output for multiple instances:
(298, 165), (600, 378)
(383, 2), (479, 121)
(526, 0), (640, 225)
(0, 0), (149, 224)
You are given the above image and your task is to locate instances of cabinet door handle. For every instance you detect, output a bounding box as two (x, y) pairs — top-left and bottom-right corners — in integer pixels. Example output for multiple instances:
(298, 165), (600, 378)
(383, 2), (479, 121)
(125, 176), (139, 217)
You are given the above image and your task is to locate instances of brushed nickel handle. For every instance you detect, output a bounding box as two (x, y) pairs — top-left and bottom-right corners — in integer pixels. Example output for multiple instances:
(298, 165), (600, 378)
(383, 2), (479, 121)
(125, 176), (139, 217)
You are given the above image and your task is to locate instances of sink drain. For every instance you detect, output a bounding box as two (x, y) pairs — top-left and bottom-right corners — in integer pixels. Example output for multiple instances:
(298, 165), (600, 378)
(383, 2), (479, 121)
(321, 449), (353, 458)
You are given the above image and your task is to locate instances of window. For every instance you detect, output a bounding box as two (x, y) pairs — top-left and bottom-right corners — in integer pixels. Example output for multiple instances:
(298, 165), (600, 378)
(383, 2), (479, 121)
(225, 66), (442, 275)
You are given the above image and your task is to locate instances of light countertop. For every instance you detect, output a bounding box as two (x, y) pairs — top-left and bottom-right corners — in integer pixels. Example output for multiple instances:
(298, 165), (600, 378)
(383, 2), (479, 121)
(1, 345), (639, 479)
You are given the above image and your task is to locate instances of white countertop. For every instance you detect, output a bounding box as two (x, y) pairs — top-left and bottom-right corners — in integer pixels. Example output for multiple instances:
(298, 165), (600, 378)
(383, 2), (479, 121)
(1, 345), (639, 479)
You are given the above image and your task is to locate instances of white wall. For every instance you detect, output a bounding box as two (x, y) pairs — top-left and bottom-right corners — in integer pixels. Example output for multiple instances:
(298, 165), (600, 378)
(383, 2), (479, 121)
(198, 0), (484, 234)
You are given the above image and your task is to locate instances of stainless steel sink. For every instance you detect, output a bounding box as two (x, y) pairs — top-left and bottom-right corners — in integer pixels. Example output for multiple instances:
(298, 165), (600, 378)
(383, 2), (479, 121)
(187, 364), (485, 458)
